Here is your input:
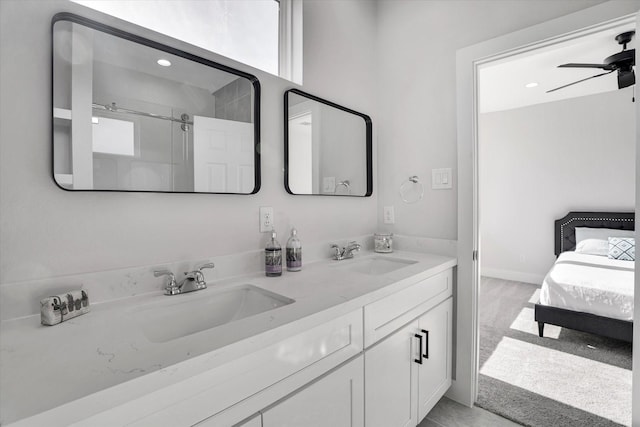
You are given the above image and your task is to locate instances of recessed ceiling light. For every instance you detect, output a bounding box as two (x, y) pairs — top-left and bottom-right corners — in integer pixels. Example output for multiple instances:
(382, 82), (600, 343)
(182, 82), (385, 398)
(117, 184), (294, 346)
(157, 59), (171, 67)
(525, 82), (539, 88)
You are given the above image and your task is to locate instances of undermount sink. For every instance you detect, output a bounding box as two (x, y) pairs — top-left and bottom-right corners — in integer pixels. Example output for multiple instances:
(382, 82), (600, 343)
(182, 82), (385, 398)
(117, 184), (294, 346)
(341, 256), (418, 275)
(134, 285), (294, 343)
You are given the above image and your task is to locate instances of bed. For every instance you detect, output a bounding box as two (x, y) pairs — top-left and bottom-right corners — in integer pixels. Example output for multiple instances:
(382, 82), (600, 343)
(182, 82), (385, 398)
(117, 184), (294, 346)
(534, 211), (635, 342)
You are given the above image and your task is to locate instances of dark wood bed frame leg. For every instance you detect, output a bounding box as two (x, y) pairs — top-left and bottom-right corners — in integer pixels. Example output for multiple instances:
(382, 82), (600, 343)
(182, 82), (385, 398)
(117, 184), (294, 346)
(538, 322), (544, 338)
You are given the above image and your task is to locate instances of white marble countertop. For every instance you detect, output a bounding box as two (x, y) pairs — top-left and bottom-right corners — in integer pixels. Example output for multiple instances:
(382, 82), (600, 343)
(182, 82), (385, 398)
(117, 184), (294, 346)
(0, 250), (456, 425)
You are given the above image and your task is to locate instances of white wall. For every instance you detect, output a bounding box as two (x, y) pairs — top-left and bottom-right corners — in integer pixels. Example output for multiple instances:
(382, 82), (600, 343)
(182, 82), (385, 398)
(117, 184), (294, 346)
(375, 0), (606, 239)
(0, 0), (378, 285)
(480, 89), (636, 284)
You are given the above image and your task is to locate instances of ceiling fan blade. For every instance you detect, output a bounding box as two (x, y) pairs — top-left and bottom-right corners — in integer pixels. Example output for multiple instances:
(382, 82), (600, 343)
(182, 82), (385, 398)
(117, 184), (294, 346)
(546, 70), (615, 93)
(558, 63), (612, 69)
(618, 69), (635, 89)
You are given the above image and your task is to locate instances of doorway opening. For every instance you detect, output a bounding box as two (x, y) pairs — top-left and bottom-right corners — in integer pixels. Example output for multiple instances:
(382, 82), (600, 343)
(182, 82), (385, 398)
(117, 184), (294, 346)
(456, 2), (640, 427)
(472, 15), (635, 427)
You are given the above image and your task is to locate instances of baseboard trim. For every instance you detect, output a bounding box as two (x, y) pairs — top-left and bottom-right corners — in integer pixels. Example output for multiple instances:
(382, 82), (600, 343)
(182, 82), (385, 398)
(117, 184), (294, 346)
(445, 380), (474, 407)
(480, 268), (543, 285)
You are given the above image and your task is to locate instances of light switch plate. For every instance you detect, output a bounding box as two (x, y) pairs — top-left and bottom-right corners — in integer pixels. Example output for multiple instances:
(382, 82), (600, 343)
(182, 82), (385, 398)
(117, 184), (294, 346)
(432, 168), (452, 190)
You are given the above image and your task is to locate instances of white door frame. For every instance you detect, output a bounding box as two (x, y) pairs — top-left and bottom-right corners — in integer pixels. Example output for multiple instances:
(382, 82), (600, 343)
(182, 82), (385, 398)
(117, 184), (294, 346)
(453, 2), (640, 417)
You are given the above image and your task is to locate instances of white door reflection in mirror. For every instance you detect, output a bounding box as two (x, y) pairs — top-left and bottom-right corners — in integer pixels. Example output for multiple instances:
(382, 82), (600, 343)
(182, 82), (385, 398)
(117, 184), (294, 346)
(288, 110), (315, 194)
(193, 116), (254, 193)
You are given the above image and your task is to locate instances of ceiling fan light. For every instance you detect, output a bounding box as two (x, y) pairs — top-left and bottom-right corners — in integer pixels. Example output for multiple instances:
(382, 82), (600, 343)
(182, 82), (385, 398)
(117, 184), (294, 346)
(618, 69), (635, 89)
(525, 82), (538, 88)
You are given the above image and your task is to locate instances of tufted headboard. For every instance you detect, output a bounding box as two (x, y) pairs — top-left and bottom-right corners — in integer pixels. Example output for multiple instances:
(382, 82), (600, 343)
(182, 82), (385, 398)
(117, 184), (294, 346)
(554, 211), (635, 256)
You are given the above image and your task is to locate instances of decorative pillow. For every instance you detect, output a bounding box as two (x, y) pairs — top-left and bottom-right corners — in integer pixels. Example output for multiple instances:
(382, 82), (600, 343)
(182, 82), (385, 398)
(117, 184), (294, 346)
(575, 238), (609, 256)
(575, 227), (634, 244)
(608, 237), (635, 261)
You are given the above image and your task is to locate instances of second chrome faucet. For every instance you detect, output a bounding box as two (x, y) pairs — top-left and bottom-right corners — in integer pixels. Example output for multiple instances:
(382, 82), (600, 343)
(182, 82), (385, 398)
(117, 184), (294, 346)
(330, 241), (361, 260)
(154, 262), (215, 295)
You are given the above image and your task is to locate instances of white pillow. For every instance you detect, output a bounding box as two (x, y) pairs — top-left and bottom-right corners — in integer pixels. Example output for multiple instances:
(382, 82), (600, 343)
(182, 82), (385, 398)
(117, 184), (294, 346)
(575, 238), (609, 256)
(574, 227), (634, 245)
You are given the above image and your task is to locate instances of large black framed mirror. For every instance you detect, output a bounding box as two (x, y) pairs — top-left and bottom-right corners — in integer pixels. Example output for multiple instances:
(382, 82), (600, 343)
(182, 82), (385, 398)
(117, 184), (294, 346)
(52, 13), (260, 194)
(284, 89), (372, 197)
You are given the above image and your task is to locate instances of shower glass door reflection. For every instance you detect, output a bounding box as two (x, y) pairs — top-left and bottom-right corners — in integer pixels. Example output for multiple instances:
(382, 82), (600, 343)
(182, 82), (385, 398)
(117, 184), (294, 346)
(91, 103), (193, 192)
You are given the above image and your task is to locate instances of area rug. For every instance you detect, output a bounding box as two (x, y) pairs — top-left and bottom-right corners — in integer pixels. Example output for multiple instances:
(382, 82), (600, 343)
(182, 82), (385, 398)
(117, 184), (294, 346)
(475, 277), (632, 427)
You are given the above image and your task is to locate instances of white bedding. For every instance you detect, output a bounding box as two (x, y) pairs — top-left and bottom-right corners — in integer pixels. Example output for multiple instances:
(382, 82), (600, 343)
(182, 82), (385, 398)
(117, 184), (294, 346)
(539, 251), (634, 321)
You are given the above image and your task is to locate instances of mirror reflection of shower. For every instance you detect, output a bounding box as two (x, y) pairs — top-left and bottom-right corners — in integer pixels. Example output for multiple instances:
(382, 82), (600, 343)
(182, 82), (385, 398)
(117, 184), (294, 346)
(52, 17), (259, 194)
(90, 101), (194, 192)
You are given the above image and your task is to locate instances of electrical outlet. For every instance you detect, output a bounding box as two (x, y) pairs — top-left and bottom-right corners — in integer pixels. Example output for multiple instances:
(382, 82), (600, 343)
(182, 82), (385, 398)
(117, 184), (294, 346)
(383, 206), (395, 224)
(259, 206), (274, 232)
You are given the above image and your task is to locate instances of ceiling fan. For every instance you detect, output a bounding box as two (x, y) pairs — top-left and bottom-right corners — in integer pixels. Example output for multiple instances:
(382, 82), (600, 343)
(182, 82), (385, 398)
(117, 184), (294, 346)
(547, 30), (635, 93)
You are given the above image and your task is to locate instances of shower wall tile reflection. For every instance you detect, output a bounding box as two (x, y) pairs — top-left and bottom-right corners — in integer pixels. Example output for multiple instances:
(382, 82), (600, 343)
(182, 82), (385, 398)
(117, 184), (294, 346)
(213, 78), (252, 123)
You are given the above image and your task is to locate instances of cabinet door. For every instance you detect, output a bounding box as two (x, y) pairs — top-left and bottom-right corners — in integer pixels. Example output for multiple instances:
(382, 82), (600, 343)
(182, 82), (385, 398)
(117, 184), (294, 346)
(417, 297), (453, 421)
(262, 355), (364, 427)
(365, 320), (419, 427)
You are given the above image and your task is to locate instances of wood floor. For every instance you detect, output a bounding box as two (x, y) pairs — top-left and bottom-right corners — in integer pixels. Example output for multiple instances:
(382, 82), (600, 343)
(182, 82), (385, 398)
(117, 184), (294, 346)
(475, 276), (632, 427)
(418, 397), (521, 427)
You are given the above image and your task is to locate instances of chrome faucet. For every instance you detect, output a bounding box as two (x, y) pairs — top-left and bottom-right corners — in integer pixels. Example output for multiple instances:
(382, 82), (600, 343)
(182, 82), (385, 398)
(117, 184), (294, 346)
(153, 270), (178, 295)
(330, 241), (361, 260)
(154, 262), (215, 295)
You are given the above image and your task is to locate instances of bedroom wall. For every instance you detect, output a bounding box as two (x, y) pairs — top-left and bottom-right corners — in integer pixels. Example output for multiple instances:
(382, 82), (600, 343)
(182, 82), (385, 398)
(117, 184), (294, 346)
(0, 0), (378, 285)
(479, 88), (636, 284)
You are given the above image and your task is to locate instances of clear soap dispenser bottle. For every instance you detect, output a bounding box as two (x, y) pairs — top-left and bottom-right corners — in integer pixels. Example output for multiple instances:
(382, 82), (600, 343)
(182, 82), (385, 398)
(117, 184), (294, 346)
(286, 228), (302, 272)
(265, 231), (282, 277)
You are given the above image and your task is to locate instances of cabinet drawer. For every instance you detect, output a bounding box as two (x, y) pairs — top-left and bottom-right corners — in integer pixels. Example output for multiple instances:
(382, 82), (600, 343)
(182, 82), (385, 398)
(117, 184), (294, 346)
(364, 269), (452, 347)
(81, 310), (363, 427)
(262, 355), (364, 427)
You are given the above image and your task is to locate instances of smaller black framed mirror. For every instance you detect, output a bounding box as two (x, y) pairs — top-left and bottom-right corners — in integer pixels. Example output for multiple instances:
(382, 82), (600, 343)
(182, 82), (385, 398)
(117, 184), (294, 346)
(284, 89), (372, 197)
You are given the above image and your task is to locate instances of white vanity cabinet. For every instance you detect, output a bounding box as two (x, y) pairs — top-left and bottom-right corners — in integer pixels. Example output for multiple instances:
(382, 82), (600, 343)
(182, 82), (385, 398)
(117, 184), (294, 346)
(188, 309), (363, 427)
(233, 414), (261, 427)
(221, 356), (364, 427)
(363, 269), (452, 347)
(416, 297), (452, 421)
(363, 268), (453, 427)
(5, 257), (456, 427)
(194, 268), (452, 427)
(365, 297), (452, 427)
(365, 320), (419, 427)
(261, 355), (364, 427)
